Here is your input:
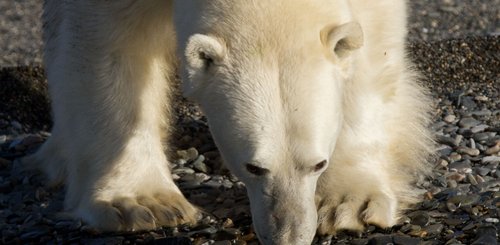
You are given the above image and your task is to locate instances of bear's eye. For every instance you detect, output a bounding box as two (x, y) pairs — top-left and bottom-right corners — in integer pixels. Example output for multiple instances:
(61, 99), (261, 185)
(246, 163), (269, 176)
(314, 160), (327, 172)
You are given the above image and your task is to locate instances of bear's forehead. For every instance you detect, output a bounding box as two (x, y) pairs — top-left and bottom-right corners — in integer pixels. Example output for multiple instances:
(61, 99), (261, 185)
(199, 0), (351, 57)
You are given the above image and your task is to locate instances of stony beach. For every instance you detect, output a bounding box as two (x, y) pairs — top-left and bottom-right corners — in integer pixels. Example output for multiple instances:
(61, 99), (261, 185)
(1, 1), (499, 244)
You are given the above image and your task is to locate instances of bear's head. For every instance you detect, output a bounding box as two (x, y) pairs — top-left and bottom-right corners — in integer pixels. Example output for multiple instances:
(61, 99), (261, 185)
(181, 10), (363, 244)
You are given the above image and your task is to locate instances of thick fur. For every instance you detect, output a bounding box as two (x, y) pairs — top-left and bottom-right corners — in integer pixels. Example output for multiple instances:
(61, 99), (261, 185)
(24, 0), (432, 244)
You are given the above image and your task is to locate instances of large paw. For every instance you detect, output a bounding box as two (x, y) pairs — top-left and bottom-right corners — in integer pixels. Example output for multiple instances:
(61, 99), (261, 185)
(75, 191), (199, 232)
(317, 192), (397, 235)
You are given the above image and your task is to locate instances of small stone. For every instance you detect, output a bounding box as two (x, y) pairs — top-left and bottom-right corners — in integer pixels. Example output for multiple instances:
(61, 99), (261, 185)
(443, 114), (456, 123)
(471, 125), (489, 134)
(393, 235), (421, 245)
(470, 109), (492, 116)
(484, 218), (499, 223)
(459, 118), (480, 129)
(11, 121), (22, 130)
(467, 173), (478, 185)
(173, 167), (195, 175)
(408, 211), (430, 226)
(193, 155), (209, 173)
(485, 144), (500, 155)
(448, 194), (480, 206)
(448, 160), (472, 173)
(423, 224), (444, 235)
(444, 218), (466, 226)
(476, 167), (491, 176)
(448, 152), (462, 162)
(0, 135), (7, 144)
(222, 218), (234, 228)
(482, 156), (500, 164)
(177, 147), (199, 162)
(457, 146), (480, 156)
(474, 95), (489, 102)
(474, 132), (494, 142)
(471, 225), (498, 245)
(367, 235), (393, 245)
(20, 226), (51, 241)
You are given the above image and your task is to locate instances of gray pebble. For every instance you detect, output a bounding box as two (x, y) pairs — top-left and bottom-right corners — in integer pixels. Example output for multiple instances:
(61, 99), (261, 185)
(193, 155), (209, 173)
(448, 160), (472, 173)
(459, 117), (480, 129)
(471, 125), (489, 134)
(482, 156), (500, 164)
(443, 114), (456, 123)
(457, 146), (480, 156)
(470, 109), (492, 117)
(172, 167), (195, 175)
(423, 224), (444, 235)
(474, 132), (494, 142)
(408, 211), (430, 226)
(471, 225), (498, 245)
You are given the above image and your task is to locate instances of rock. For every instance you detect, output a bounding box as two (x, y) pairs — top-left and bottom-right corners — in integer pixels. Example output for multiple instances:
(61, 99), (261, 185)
(177, 147), (199, 162)
(447, 194), (480, 206)
(473, 132), (492, 142)
(458, 118), (480, 129)
(485, 144), (500, 155)
(457, 146), (480, 156)
(448, 160), (472, 173)
(471, 225), (498, 245)
(482, 156), (500, 164)
(423, 224), (444, 235)
(0, 135), (6, 144)
(443, 114), (456, 123)
(367, 235), (393, 245)
(476, 167), (491, 176)
(470, 109), (492, 117)
(393, 235), (421, 245)
(409, 211), (430, 226)
(193, 155), (209, 173)
(471, 125), (489, 134)
(173, 167), (195, 175)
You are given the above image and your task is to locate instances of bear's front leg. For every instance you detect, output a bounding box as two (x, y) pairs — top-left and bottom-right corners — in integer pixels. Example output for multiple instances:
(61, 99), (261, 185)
(316, 150), (399, 235)
(21, 0), (198, 231)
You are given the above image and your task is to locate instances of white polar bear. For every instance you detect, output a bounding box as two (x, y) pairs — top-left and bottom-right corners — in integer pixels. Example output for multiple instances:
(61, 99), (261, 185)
(23, 0), (432, 244)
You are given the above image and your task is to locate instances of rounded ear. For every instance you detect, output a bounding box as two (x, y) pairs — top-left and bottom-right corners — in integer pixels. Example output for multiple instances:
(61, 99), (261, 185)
(185, 34), (226, 71)
(321, 22), (363, 60)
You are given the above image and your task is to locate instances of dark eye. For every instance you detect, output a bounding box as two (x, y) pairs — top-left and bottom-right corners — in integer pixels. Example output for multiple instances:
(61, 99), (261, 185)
(246, 163), (269, 176)
(314, 160), (327, 172)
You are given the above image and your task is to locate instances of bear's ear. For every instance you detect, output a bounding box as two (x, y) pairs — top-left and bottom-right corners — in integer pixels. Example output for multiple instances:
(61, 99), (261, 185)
(185, 34), (226, 72)
(321, 21), (363, 60)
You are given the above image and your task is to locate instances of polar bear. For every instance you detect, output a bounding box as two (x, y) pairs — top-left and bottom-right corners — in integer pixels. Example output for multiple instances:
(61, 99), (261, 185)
(23, 0), (432, 244)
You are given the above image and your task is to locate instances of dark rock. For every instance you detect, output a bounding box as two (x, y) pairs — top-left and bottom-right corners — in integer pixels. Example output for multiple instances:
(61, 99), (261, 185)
(367, 235), (393, 245)
(393, 235), (421, 245)
(471, 225), (498, 245)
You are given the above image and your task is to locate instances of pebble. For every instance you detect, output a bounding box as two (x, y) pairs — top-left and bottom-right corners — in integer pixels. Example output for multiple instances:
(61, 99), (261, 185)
(485, 144), (500, 155)
(423, 224), (444, 235)
(482, 156), (500, 164)
(409, 211), (430, 226)
(443, 114), (456, 123)
(448, 160), (472, 173)
(392, 235), (421, 245)
(457, 147), (480, 156)
(458, 118), (480, 129)
(447, 194), (480, 206)
(470, 225), (498, 245)
(193, 155), (209, 173)
(177, 147), (199, 162)
(0, 135), (6, 144)
(173, 167), (195, 175)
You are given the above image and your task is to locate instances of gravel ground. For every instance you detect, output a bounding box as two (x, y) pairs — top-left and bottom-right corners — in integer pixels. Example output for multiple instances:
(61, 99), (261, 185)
(0, 1), (499, 245)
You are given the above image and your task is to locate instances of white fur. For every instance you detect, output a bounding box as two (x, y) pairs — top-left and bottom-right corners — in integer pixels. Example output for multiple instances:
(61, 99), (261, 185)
(24, 0), (432, 244)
